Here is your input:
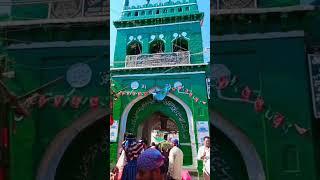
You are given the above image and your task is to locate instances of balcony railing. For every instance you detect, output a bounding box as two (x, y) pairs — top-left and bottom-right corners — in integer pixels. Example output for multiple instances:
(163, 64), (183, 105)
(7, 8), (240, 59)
(213, 0), (257, 9)
(125, 51), (190, 68)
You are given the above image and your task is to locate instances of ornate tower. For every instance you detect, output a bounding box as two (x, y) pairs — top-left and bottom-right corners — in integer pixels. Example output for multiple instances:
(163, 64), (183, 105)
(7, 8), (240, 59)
(111, 0), (209, 172)
(113, 0), (204, 68)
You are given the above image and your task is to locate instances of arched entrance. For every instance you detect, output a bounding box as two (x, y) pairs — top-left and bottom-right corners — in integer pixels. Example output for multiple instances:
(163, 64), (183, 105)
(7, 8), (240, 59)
(119, 90), (198, 168)
(36, 108), (108, 180)
(210, 110), (266, 180)
(137, 112), (179, 146)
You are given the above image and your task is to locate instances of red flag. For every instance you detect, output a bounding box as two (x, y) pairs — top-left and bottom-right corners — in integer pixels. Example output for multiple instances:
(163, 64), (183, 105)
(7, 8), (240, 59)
(241, 86), (251, 100)
(1, 128), (8, 148)
(54, 95), (64, 108)
(272, 113), (285, 128)
(38, 95), (48, 108)
(70, 96), (82, 109)
(254, 97), (265, 112)
(218, 76), (229, 89)
(90, 97), (99, 109)
(110, 115), (114, 126)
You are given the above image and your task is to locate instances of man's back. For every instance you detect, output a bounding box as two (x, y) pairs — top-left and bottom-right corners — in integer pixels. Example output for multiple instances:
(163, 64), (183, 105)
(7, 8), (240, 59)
(168, 146), (183, 180)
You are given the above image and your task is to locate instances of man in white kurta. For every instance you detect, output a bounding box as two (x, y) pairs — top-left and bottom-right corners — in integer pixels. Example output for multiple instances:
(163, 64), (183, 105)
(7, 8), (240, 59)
(168, 138), (183, 180)
(197, 136), (210, 180)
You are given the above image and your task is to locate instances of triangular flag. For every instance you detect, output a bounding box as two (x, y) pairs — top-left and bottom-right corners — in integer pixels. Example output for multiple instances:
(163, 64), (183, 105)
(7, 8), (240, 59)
(90, 97), (99, 109)
(38, 95), (48, 108)
(294, 124), (309, 135)
(110, 115), (114, 126)
(54, 95), (64, 108)
(70, 96), (82, 109)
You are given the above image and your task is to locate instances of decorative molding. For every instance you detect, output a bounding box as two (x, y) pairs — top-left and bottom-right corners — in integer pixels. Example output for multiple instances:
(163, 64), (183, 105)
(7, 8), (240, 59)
(212, 31), (305, 42)
(123, 3), (197, 11)
(111, 71), (206, 78)
(0, 16), (108, 28)
(6, 40), (109, 49)
(111, 63), (208, 71)
(212, 5), (314, 16)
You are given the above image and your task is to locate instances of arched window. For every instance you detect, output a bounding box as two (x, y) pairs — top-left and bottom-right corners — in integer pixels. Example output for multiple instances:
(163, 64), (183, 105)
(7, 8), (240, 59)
(150, 39), (165, 54)
(173, 37), (188, 52)
(127, 41), (142, 55)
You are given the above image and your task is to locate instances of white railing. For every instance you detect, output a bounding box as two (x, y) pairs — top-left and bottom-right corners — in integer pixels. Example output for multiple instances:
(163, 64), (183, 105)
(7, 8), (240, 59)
(125, 51), (191, 68)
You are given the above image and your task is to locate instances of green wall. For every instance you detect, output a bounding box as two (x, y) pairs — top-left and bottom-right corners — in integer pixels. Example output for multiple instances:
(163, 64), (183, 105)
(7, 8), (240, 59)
(212, 37), (317, 180)
(6, 46), (108, 180)
(110, 71), (209, 168)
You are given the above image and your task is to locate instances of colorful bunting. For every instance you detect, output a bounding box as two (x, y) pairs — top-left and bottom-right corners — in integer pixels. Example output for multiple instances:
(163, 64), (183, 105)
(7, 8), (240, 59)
(216, 72), (309, 136)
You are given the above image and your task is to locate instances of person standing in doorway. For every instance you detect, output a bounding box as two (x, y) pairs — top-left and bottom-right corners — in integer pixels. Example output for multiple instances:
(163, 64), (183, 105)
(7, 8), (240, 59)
(197, 136), (210, 180)
(159, 134), (172, 180)
(167, 138), (183, 180)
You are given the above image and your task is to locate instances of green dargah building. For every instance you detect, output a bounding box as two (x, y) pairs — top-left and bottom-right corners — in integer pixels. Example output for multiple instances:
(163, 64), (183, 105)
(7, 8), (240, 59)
(212, 0), (320, 180)
(110, 0), (209, 173)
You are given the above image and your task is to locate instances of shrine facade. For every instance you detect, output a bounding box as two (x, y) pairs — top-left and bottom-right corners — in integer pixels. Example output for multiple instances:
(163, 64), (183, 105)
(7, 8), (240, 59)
(110, 0), (209, 173)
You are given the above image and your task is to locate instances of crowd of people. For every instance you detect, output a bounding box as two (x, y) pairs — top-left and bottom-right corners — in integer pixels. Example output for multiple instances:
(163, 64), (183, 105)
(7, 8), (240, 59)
(110, 133), (210, 180)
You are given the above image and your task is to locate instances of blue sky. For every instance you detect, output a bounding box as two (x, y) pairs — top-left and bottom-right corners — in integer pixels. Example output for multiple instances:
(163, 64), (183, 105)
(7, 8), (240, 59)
(110, 0), (210, 66)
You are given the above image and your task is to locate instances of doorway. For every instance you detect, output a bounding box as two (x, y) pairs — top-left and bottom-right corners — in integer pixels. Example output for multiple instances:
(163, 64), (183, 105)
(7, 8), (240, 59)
(137, 112), (179, 146)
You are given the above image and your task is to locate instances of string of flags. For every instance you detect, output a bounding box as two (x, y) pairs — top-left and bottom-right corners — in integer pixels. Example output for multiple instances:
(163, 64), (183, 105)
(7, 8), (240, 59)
(112, 85), (207, 105)
(14, 93), (108, 122)
(215, 75), (310, 136)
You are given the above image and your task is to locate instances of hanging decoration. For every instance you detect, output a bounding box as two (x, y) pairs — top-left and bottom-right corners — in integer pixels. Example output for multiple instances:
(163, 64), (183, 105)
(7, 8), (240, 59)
(54, 95), (64, 108)
(38, 95), (49, 108)
(254, 97), (264, 112)
(70, 96), (83, 109)
(111, 82), (208, 105)
(90, 96), (99, 109)
(213, 64), (310, 136)
(110, 115), (114, 126)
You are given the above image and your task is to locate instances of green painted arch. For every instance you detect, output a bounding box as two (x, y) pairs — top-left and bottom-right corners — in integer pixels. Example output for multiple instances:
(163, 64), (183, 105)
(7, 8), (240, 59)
(118, 89), (198, 168)
(36, 108), (108, 180)
(126, 95), (189, 143)
(210, 111), (266, 180)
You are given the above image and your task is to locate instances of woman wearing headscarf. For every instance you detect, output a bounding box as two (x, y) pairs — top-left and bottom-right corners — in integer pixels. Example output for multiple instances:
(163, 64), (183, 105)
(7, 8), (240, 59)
(121, 133), (144, 180)
(136, 148), (165, 180)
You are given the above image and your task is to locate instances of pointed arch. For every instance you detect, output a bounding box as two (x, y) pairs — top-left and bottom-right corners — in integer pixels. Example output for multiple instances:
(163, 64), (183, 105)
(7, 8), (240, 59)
(127, 40), (142, 55)
(210, 111), (266, 180)
(149, 39), (165, 53)
(36, 108), (108, 180)
(119, 89), (198, 169)
(173, 37), (189, 52)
